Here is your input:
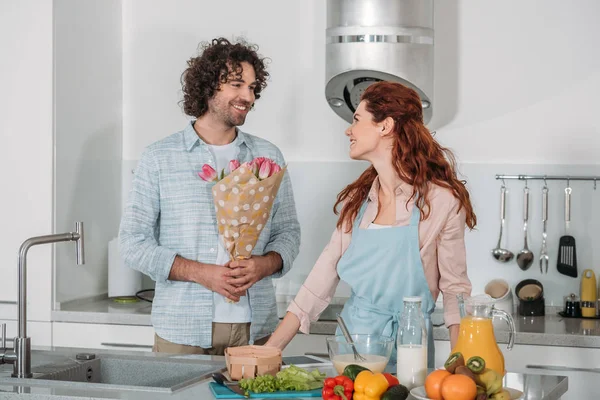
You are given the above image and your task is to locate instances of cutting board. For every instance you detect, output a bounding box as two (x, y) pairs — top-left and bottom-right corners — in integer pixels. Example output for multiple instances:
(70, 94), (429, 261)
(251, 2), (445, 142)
(209, 382), (322, 398)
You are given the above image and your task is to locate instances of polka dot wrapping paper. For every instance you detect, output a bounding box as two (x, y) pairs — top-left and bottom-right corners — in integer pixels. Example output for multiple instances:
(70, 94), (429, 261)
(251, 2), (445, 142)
(212, 163), (286, 261)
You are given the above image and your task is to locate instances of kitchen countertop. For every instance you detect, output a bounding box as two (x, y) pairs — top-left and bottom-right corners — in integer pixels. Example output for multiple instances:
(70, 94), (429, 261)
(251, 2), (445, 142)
(0, 347), (568, 400)
(52, 297), (600, 348)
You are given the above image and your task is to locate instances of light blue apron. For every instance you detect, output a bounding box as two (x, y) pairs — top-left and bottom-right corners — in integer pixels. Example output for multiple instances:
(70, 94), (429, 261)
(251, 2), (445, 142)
(337, 199), (436, 368)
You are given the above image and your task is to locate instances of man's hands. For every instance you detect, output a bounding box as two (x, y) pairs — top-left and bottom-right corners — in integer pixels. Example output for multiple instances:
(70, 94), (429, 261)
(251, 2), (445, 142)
(224, 252), (283, 295)
(169, 256), (240, 302)
(197, 263), (241, 302)
(168, 253), (283, 300)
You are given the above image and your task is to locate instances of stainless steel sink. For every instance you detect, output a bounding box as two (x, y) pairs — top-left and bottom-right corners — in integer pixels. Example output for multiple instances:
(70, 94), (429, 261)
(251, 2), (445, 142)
(0, 351), (226, 393)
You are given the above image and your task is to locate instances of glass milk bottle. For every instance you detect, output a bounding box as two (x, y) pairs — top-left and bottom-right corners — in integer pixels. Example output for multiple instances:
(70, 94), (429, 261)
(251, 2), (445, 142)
(396, 296), (428, 389)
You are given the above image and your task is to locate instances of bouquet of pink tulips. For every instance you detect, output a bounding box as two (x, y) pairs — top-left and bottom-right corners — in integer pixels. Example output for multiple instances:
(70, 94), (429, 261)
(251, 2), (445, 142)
(199, 157), (286, 301)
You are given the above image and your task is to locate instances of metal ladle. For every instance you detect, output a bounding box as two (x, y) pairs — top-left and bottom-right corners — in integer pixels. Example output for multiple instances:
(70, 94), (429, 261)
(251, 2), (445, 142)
(336, 314), (366, 362)
(517, 184), (534, 270)
(491, 185), (514, 262)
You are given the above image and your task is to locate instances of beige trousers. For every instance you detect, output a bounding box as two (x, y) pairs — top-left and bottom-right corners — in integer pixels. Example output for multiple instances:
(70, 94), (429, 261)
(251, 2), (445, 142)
(153, 322), (270, 356)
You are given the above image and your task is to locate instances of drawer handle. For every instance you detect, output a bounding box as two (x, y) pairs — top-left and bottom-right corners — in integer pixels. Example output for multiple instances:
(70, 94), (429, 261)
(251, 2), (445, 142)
(0, 301), (17, 305)
(304, 352), (329, 359)
(100, 342), (153, 349)
(526, 364), (600, 374)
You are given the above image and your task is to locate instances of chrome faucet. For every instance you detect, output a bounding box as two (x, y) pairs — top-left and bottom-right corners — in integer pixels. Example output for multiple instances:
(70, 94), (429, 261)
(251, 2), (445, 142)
(0, 222), (85, 378)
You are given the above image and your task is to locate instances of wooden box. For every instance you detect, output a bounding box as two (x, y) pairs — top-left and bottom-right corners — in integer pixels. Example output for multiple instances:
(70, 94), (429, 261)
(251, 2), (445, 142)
(225, 345), (282, 381)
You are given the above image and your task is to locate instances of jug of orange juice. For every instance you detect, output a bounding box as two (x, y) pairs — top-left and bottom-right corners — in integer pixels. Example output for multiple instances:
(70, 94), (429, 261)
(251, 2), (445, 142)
(452, 294), (515, 376)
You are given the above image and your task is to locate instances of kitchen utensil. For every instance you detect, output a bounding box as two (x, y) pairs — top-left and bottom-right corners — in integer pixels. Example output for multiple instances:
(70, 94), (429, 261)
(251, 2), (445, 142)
(335, 313), (366, 362)
(492, 185), (514, 263)
(515, 279), (545, 316)
(484, 279), (513, 314)
(580, 269), (597, 317)
(517, 185), (534, 270)
(326, 334), (394, 374)
(539, 185), (549, 274)
(212, 372), (248, 398)
(563, 293), (581, 317)
(557, 185), (578, 277)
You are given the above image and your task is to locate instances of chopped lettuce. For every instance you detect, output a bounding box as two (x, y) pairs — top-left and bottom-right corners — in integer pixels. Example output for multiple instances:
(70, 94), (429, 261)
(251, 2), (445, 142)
(276, 365), (327, 391)
(239, 374), (278, 394)
(237, 365), (326, 394)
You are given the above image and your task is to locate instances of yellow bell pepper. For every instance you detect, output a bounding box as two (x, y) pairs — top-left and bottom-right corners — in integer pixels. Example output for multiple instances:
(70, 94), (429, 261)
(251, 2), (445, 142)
(353, 370), (389, 400)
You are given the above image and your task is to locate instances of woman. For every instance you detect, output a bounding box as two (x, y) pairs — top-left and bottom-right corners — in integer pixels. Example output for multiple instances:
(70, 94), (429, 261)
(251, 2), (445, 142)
(264, 82), (476, 367)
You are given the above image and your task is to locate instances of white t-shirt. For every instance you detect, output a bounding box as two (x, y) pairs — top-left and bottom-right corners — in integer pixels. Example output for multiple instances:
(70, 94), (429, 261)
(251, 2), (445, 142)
(368, 223), (392, 229)
(208, 138), (252, 323)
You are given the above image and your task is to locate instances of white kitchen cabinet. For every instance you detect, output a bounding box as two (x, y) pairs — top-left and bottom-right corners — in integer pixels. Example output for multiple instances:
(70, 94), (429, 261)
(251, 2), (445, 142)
(505, 344), (600, 400)
(0, 320), (52, 348)
(433, 340), (453, 369)
(52, 322), (154, 352)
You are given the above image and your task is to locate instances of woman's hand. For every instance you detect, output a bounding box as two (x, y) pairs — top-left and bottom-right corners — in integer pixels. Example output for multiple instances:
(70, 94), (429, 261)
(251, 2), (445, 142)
(449, 324), (459, 349)
(262, 312), (301, 351)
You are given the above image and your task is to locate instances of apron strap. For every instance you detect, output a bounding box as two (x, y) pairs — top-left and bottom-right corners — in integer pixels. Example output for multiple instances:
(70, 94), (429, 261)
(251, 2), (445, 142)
(409, 197), (421, 226)
(352, 200), (370, 229)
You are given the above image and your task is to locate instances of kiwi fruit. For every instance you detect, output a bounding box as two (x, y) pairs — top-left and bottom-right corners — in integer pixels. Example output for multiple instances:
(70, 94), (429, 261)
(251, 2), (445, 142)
(467, 356), (486, 374)
(455, 365), (477, 383)
(444, 352), (465, 373)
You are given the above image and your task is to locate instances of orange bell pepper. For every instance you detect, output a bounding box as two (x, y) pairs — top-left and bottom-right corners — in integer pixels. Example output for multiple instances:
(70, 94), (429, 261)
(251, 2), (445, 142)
(353, 370), (389, 400)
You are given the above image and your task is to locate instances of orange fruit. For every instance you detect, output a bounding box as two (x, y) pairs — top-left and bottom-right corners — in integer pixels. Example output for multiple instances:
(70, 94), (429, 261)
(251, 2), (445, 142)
(424, 369), (451, 400)
(440, 374), (478, 400)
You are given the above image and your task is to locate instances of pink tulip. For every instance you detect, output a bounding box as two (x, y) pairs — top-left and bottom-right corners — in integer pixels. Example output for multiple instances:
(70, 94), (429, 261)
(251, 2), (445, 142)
(258, 160), (272, 180)
(227, 159), (240, 174)
(251, 157), (268, 169)
(270, 162), (281, 176)
(249, 161), (259, 177)
(198, 164), (217, 182)
(249, 157), (266, 177)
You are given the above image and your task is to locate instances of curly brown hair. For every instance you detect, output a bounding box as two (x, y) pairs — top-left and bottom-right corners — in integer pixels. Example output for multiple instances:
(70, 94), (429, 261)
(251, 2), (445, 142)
(334, 81), (477, 232)
(180, 37), (269, 117)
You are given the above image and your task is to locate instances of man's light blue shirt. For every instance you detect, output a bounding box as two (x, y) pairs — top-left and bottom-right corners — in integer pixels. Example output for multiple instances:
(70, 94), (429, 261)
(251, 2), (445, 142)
(119, 121), (301, 347)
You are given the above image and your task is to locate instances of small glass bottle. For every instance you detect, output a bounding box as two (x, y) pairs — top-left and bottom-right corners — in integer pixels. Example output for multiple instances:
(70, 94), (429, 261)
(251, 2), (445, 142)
(396, 296), (428, 390)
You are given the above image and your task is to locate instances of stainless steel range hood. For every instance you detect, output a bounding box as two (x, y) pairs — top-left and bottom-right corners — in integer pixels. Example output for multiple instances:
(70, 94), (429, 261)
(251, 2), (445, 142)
(325, 0), (434, 124)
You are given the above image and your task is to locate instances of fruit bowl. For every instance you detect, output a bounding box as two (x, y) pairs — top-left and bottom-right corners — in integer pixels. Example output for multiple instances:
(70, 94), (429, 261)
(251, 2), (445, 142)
(410, 386), (524, 400)
(326, 334), (394, 375)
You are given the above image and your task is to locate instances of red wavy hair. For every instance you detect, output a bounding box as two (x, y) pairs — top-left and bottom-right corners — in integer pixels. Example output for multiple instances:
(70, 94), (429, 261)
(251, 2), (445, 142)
(334, 81), (477, 232)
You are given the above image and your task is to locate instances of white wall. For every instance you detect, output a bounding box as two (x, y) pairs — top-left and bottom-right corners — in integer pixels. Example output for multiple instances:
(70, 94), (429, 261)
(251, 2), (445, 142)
(121, 0), (345, 162)
(122, 0), (600, 164)
(434, 0), (600, 164)
(53, 0), (123, 303)
(0, 0), (54, 321)
(120, 0), (600, 307)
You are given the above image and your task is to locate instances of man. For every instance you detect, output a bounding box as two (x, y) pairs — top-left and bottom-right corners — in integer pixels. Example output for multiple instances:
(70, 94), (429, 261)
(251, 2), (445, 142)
(119, 37), (301, 355)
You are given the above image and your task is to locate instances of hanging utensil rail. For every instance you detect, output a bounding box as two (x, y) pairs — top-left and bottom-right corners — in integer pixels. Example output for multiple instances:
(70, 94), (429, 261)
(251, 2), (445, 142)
(496, 174), (599, 189)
